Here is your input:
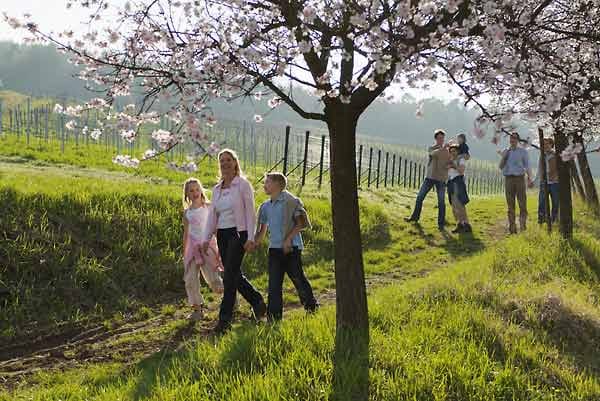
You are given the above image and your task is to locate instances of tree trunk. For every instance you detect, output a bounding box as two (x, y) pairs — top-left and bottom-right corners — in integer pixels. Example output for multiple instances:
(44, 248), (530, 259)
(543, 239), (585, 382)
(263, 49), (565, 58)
(569, 160), (586, 200)
(574, 135), (600, 213)
(554, 129), (573, 238)
(326, 106), (369, 401)
(538, 128), (552, 232)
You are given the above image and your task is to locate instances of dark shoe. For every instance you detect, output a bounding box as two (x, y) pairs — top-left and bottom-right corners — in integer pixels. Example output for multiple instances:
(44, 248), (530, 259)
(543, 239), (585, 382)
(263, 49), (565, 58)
(305, 302), (319, 314)
(252, 300), (267, 322)
(213, 320), (231, 335)
(451, 224), (465, 234)
(404, 217), (418, 223)
(438, 225), (445, 231)
(463, 223), (472, 233)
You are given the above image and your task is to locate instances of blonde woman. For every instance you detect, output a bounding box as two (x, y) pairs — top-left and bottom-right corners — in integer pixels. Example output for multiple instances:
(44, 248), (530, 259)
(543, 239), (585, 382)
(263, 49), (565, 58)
(202, 149), (266, 334)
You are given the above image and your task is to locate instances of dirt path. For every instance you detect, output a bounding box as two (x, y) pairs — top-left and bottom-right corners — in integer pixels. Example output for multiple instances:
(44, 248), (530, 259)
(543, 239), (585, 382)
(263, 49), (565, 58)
(0, 156), (509, 389)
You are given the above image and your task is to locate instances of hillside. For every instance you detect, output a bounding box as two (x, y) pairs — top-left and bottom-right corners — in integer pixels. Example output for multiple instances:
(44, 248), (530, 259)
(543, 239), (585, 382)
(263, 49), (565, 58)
(1, 133), (600, 399)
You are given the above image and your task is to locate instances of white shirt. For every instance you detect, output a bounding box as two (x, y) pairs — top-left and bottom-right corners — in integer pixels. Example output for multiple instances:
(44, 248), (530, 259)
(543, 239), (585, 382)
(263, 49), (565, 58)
(185, 207), (209, 240)
(214, 188), (237, 229)
(448, 158), (466, 180)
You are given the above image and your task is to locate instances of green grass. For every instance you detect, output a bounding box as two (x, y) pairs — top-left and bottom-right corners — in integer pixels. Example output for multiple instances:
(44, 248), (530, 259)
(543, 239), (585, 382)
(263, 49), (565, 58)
(3, 212), (600, 400)
(0, 155), (506, 341)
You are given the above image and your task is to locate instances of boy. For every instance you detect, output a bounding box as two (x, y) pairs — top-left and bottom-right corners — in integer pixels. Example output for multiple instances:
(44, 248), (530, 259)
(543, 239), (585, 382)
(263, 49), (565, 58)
(255, 172), (319, 321)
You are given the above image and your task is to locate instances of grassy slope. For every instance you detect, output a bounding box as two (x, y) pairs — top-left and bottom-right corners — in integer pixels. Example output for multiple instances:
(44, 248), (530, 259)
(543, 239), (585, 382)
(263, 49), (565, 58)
(2, 210), (599, 400)
(5, 134), (599, 400)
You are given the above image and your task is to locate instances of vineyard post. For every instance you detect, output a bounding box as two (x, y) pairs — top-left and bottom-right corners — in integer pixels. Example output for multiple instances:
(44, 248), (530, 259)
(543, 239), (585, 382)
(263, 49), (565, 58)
(357, 144), (363, 187)
(283, 125), (290, 175)
(391, 154), (396, 187)
(376, 149), (381, 188)
(302, 130), (310, 186)
(384, 152), (389, 187)
(26, 98), (31, 145)
(367, 147), (373, 188)
(318, 135), (326, 189)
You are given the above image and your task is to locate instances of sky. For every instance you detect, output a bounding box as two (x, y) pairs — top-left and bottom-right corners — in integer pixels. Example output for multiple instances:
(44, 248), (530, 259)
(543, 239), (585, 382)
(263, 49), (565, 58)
(0, 0), (460, 102)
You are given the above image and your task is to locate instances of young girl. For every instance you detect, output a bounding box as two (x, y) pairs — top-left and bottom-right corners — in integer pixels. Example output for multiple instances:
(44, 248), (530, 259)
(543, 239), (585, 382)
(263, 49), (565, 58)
(182, 178), (224, 321)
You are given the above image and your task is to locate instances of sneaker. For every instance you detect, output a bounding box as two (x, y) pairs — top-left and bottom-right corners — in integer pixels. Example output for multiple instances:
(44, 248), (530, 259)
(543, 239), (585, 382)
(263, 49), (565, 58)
(213, 320), (231, 335)
(463, 223), (472, 233)
(438, 225), (445, 231)
(305, 303), (319, 314)
(451, 224), (464, 234)
(252, 300), (267, 322)
(187, 308), (204, 321)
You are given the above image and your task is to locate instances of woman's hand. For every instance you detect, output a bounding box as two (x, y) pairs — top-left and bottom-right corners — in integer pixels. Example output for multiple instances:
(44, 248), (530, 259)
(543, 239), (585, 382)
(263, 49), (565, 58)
(243, 240), (256, 253)
(201, 241), (210, 254)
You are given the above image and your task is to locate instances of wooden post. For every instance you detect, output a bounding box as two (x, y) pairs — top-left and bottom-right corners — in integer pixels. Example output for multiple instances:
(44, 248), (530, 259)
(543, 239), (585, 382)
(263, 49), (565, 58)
(283, 126), (290, 175)
(391, 154), (396, 187)
(376, 149), (381, 188)
(26, 98), (31, 145)
(301, 130), (310, 186)
(403, 158), (408, 188)
(357, 144), (363, 187)
(368, 147), (373, 188)
(318, 135), (326, 189)
(384, 152), (389, 187)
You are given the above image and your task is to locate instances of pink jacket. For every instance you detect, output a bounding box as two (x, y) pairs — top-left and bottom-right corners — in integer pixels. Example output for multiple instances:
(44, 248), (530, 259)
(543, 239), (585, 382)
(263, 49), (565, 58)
(203, 175), (257, 242)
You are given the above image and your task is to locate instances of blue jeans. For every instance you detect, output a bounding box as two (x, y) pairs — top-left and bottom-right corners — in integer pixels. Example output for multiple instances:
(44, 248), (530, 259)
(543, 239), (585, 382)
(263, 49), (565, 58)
(410, 178), (446, 228)
(538, 183), (559, 222)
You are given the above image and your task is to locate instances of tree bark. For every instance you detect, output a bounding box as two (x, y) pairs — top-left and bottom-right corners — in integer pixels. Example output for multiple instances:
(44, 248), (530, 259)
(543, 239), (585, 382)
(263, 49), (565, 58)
(554, 128), (573, 238)
(574, 135), (600, 213)
(538, 128), (552, 232)
(569, 160), (586, 200)
(326, 105), (369, 401)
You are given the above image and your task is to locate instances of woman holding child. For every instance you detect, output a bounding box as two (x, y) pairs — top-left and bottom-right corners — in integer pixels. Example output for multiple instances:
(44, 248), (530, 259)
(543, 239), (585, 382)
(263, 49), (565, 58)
(202, 149), (267, 334)
(447, 141), (472, 233)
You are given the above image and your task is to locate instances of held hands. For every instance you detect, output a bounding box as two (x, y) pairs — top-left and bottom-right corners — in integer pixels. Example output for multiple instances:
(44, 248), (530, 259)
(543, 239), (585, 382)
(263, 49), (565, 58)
(201, 241), (210, 254)
(243, 240), (256, 253)
(527, 179), (535, 189)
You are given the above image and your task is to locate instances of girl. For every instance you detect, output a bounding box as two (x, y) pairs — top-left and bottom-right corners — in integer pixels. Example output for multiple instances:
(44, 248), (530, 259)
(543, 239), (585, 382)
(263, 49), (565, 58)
(202, 149), (266, 334)
(182, 178), (224, 321)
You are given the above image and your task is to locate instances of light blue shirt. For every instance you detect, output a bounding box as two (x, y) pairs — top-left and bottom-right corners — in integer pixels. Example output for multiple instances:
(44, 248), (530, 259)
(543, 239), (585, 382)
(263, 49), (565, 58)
(258, 193), (304, 250)
(502, 147), (530, 176)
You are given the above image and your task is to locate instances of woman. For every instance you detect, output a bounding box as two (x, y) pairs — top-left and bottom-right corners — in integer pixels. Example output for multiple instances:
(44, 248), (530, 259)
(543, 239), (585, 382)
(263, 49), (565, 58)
(202, 149), (266, 334)
(447, 144), (472, 233)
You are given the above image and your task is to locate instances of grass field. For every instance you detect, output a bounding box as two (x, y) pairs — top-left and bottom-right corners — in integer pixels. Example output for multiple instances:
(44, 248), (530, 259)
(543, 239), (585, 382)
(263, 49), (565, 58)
(2, 131), (599, 400)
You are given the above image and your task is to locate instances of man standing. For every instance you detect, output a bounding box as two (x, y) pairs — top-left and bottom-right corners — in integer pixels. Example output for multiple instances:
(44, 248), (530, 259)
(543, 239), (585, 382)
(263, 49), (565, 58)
(499, 132), (534, 234)
(537, 137), (560, 224)
(405, 129), (450, 230)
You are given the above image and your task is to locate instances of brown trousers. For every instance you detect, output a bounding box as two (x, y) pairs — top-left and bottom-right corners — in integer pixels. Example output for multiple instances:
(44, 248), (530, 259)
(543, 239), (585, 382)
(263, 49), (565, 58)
(504, 175), (527, 232)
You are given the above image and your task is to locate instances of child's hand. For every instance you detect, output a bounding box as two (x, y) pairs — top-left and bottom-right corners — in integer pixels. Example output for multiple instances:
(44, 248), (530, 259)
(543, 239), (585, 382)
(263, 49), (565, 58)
(244, 240), (256, 253)
(201, 241), (209, 254)
(283, 238), (293, 254)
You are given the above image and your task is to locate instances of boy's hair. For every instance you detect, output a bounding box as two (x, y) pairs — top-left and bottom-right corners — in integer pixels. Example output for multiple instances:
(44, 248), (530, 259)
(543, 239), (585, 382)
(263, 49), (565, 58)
(457, 133), (467, 142)
(543, 137), (555, 146)
(510, 132), (521, 141)
(182, 177), (208, 209)
(434, 129), (446, 139)
(265, 172), (287, 190)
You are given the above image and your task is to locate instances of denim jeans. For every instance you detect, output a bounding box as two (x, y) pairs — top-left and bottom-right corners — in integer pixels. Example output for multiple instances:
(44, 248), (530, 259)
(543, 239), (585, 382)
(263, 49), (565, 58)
(538, 183), (560, 222)
(216, 228), (264, 324)
(410, 178), (446, 228)
(267, 248), (318, 321)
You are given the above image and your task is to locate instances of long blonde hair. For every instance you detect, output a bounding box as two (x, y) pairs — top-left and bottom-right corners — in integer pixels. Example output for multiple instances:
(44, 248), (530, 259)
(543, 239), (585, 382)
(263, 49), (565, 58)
(218, 148), (244, 179)
(182, 177), (208, 209)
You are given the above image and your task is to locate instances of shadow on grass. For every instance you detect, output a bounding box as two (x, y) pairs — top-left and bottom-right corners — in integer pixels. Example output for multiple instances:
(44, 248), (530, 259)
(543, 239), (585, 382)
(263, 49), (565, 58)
(411, 222), (486, 258)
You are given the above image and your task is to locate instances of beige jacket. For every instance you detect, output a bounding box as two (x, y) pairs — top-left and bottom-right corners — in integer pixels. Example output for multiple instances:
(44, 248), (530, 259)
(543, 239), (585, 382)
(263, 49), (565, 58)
(427, 144), (450, 182)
